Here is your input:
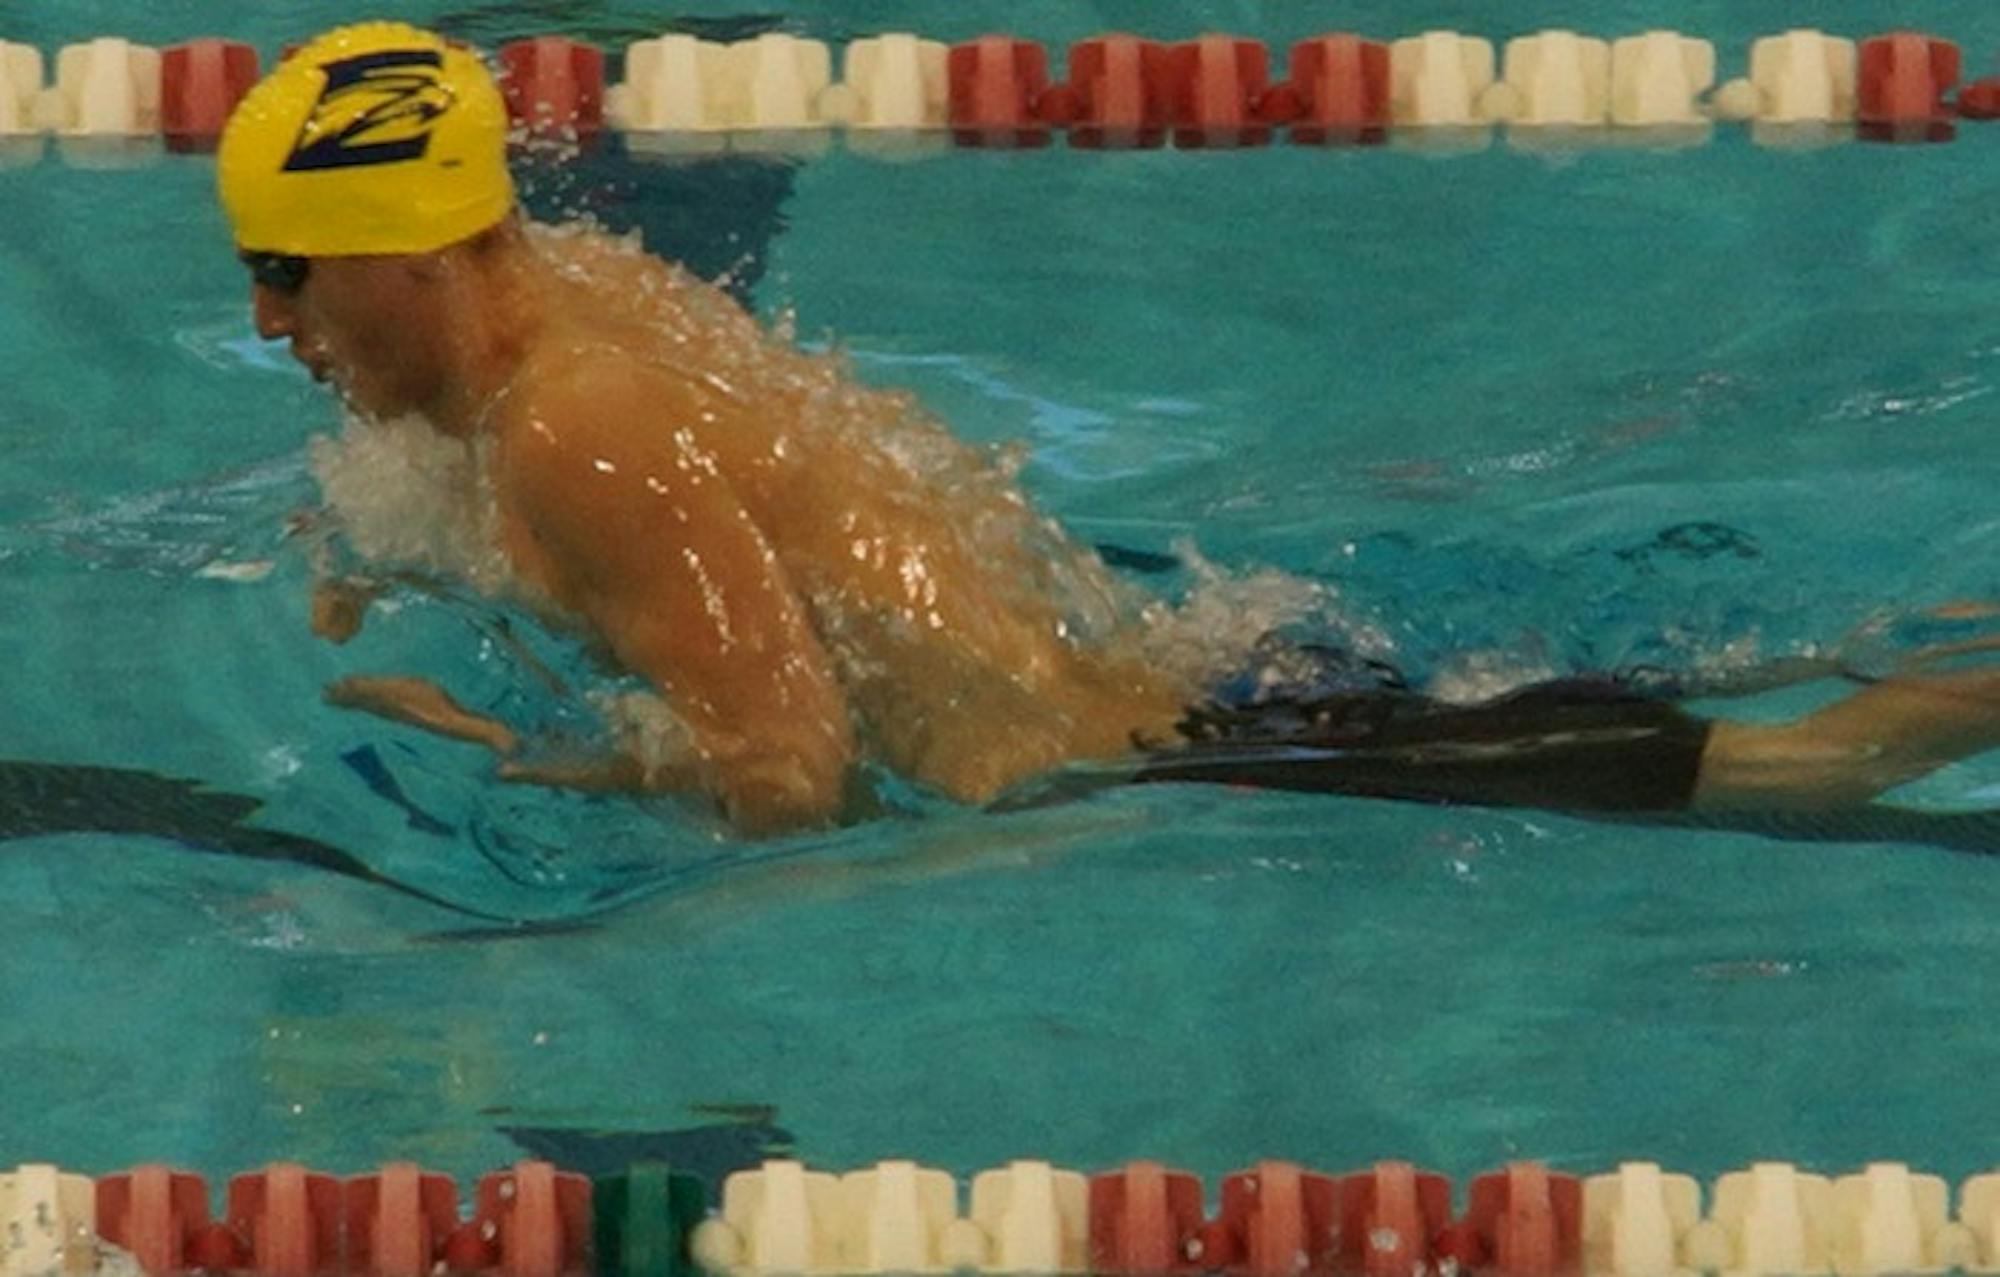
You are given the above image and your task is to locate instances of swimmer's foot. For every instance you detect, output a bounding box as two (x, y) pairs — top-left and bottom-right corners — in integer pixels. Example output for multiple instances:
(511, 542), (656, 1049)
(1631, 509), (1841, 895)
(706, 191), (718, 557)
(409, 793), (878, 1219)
(324, 675), (519, 757)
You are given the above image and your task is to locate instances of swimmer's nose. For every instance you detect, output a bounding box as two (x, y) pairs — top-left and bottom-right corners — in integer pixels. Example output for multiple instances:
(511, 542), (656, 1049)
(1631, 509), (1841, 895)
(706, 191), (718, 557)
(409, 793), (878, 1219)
(251, 284), (297, 342)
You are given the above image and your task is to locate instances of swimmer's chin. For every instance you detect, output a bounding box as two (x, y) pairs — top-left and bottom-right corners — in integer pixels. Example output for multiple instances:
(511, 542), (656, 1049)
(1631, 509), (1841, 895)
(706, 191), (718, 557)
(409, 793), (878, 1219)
(305, 362), (387, 417)
(327, 382), (408, 427)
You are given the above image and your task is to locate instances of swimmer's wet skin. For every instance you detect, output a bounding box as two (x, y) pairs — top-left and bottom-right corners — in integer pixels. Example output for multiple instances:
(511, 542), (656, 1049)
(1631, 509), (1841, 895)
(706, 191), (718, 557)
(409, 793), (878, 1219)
(220, 22), (2000, 839)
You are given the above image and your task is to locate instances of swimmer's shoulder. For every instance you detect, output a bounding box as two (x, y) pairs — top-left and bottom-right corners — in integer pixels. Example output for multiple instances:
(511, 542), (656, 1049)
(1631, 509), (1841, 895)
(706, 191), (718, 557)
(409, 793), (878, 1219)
(480, 345), (740, 600)
(490, 341), (707, 460)
(491, 327), (785, 507)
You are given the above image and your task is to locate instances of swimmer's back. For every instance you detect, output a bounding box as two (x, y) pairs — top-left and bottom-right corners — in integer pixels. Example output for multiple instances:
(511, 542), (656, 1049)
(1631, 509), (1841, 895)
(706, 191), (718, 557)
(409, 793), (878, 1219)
(492, 233), (1191, 803)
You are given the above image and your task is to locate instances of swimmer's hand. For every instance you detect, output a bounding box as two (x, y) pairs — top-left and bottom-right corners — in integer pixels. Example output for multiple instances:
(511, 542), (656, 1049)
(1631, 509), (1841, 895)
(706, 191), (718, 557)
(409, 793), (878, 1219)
(311, 576), (383, 644)
(295, 508), (379, 643)
(324, 675), (520, 756)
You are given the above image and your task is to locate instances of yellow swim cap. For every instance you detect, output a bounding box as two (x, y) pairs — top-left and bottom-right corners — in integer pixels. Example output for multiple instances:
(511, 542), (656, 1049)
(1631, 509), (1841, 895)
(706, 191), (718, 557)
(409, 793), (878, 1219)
(217, 22), (514, 257)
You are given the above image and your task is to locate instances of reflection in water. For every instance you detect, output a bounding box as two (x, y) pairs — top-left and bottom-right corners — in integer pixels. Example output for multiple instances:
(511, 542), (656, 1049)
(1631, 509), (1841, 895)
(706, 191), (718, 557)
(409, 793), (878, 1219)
(0, 759), (515, 920)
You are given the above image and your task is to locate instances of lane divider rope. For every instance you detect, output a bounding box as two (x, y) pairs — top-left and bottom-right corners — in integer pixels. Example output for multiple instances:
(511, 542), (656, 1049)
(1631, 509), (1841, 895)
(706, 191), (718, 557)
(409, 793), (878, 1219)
(7, 1156), (2000, 1277)
(0, 28), (1996, 164)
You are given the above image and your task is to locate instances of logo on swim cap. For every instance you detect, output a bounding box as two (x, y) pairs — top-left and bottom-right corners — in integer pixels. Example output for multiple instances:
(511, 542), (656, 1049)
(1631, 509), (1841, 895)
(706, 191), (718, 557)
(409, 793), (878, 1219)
(284, 49), (455, 172)
(218, 22), (515, 257)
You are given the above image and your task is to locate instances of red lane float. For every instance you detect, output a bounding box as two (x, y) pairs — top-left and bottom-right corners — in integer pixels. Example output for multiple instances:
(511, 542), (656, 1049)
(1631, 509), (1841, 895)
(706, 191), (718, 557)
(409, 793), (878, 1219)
(226, 1163), (343, 1277)
(947, 36), (1051, 147)
(95, 1166), (216, 1275)
(1335, 1161), (1453, 1276)
(1208, 1160), (1340, 1275)
(1089, 1161), (1206, 1273)
(1961, 78), (2000, 119)
(1444, 1162), (1584, 1277)
(161, 39), (258, 147)
(1044, 34), (1170, 149)
(499, 37), (606, 136)
(1274, 36), (1391, 144)
(474, 1160), (592, 1277)
(445, 1217), (501, 1273)
(1164, 35), (1271, 148)
(1858, 31), (1959, 141)
(346, 1163), (462, 1277)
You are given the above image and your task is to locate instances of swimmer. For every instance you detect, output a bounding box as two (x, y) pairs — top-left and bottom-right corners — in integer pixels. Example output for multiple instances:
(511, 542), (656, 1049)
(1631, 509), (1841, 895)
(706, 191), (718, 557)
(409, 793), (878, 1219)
(218, 23), (2000, 837)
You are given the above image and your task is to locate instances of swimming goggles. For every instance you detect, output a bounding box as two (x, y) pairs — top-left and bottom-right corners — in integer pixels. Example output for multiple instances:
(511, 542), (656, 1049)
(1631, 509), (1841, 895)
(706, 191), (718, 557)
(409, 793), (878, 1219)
(240, 250), (310, 294)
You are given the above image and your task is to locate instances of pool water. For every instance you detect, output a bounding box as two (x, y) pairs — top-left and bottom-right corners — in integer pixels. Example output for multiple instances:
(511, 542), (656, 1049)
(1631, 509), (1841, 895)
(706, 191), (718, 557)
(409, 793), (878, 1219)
(5, 0), (2000, 1196)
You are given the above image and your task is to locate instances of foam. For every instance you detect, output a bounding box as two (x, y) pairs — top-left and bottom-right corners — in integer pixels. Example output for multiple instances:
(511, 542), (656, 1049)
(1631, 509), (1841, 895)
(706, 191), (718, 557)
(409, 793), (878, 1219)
(308, 412), (510, 595)
(1137, 542), (1334, 689)
(593, 689), (695, 782)
(1428, 648), (1562, 704)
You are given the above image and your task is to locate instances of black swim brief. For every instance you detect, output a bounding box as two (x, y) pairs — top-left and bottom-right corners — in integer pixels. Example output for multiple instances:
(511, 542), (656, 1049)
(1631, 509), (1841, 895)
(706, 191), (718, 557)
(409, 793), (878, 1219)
(1138, 677), (1713, 813)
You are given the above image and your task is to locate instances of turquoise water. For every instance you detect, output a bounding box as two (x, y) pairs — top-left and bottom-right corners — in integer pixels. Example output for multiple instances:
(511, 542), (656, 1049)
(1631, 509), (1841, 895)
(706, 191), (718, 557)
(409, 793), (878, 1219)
(5, 0), (2000, 1198)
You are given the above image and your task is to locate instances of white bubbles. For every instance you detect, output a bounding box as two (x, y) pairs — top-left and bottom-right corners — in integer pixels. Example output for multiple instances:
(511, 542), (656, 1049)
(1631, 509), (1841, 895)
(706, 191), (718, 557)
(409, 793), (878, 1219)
(1138, 541), (1336, 688)
(593, 689), (695, 783)
(1426, 648), (1561, 704)
(308, 411), (510, 596)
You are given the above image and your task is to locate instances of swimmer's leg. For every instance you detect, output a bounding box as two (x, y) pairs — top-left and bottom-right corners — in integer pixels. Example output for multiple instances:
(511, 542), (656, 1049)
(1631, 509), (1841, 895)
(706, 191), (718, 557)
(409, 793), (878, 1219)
(1695, 669), (2000, 808)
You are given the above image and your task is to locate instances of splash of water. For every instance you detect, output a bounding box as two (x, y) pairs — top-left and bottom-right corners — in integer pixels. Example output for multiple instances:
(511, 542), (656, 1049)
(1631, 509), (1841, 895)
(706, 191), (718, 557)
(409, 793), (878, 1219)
(310, 412), (511, 595)
(1138, 541), (1337, 689)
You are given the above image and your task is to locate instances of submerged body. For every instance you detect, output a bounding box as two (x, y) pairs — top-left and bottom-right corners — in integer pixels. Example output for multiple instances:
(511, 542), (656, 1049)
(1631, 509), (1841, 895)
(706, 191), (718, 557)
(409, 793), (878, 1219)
(294, 224), (1190, 829)
(289, 222), (2000, 834)
(222, 22), (2000, 837)
(289, 220), (2000, 835)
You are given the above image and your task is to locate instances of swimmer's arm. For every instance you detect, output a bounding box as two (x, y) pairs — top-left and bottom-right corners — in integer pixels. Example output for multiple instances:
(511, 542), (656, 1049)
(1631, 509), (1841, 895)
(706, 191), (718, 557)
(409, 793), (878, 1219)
(493, 361), (856, 835)
(325, 674), (681, 791)
(324, 675), (520, 756)
(497, 752), (657, 792)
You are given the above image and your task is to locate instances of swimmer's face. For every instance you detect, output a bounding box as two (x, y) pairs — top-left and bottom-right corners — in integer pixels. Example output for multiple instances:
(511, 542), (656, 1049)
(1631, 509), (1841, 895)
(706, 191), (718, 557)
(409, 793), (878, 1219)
(249, 253), (459, 421)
